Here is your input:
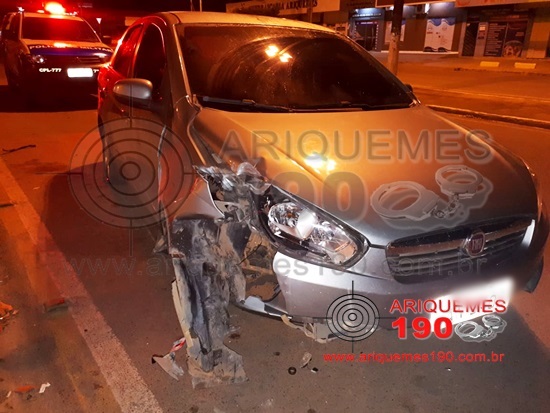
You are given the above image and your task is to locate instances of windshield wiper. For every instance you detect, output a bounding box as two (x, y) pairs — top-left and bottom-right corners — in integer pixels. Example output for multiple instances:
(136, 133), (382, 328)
(346, 102), (413, 110)
(195, 95), (293, 113)
(301, 101), (413, 111)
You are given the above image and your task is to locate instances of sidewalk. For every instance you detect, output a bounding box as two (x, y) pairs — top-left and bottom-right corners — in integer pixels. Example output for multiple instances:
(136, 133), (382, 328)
(371, 52), (550, 127)
(371, 51), (550, 75)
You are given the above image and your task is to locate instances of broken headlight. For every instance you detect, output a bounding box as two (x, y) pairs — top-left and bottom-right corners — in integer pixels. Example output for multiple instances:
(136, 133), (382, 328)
(258, 186), (367, 267)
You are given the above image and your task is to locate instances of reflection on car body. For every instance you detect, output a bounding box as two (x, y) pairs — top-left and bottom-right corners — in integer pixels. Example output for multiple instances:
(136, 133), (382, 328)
(96, 12), (548, 387)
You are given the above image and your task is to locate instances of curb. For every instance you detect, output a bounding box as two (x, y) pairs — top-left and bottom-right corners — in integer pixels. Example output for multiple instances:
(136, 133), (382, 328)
(427, 105), (550, 130)
(413, 86), (550, 104)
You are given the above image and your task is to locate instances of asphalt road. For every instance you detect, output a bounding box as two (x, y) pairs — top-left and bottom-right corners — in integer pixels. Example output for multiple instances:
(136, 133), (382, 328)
(0, 66), (549, 413)
(391, 57), (550, 123)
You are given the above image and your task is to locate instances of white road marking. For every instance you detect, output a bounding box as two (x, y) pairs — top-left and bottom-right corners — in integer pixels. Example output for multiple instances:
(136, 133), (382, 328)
(0, 157), (163, 413)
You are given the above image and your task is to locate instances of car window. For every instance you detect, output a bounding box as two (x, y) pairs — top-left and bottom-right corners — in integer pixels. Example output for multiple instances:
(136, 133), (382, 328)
(133, 24), (166, 91)
(5, 14), (20, 40)
(1, 14), (12, 32)
(22, 17), (99, 42)
(178, 24), (413, 111)
(112, 24), (142, 78)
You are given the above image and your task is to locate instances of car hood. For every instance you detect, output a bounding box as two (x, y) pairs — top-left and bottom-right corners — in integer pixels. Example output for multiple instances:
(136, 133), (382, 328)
(25, 39), (112, 55)
(192, 105), (537, 245)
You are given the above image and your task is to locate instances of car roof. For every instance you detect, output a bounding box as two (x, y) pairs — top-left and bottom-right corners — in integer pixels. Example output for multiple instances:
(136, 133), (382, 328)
(22, 12), (84, 21)
(165, 11), (334, 33)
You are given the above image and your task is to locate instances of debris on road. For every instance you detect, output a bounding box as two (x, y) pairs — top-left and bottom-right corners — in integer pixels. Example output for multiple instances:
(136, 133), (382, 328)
(38, 383), (51, 394)
(13, 385), (34, 394)
(288, 367), (297, 375)
(169, 337), (186, 353)
(152, 235), (167, 254)
(311, 367), (319, 373)
(43, 297), (68, 313)
(260, 398), (274, 409)
(301, 352), (312, 368)
(1, 145), (37, 155)
(0, 301), (14, 317)
(281, 315), (333, 343)
(151, 337), (187, 380)
(0, 301), (17, 332)
(152, 352), (185, 381)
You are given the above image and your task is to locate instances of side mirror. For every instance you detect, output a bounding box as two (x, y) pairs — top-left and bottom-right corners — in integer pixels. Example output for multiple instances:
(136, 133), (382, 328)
(405, 83), (414, 93)
(113, 78), (153, 108)
(101, 35), (112, 45)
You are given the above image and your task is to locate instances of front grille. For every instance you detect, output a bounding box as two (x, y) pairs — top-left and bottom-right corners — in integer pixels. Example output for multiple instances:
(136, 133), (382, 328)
(386, 218), (531, 283)
(43, 55), (103, 65)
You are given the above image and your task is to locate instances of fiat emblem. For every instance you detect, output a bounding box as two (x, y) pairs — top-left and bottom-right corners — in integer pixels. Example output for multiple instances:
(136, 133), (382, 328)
(464, 230), (486, 257)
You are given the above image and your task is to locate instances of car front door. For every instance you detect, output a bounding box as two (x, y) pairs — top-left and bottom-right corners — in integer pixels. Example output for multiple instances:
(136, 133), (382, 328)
(99, 18), (171, 227)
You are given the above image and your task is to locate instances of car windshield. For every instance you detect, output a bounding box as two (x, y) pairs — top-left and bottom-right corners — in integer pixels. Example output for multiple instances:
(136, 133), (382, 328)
(177, 24), (414, 112)
(22, 17), (99, 42)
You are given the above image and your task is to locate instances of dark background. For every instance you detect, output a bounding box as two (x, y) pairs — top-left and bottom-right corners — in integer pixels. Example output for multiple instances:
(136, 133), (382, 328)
(0, 0), (231, 15)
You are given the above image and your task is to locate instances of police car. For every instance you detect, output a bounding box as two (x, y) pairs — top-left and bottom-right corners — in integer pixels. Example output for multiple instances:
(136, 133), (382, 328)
(3, 3), (112, 103)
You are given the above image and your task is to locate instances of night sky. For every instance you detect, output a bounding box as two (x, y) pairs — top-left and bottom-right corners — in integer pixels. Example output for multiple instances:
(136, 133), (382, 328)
(0, 0), (232, 13)
(92, 0), (229, 12)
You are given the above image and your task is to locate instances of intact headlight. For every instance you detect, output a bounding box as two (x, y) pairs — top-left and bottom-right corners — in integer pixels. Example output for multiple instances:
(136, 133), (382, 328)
(258, 186), (367, 267)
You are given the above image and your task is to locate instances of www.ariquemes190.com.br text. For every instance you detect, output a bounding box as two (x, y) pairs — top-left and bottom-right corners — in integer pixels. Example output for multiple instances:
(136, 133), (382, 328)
(323, 351), (505, 364)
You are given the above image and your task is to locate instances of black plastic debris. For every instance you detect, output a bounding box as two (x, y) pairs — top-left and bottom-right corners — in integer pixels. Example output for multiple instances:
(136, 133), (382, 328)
(2, 145), (37, 155)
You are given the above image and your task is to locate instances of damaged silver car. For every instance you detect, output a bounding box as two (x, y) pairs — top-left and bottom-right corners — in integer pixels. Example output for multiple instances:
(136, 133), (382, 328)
(97, 12), (548, 387)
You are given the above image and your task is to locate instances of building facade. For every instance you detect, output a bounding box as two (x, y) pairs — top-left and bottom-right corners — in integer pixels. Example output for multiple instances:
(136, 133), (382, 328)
(226, 0), (549, 58)
(457, 0), (549, 58)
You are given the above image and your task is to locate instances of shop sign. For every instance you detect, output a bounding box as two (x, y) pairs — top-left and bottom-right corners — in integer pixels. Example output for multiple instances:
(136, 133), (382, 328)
(376, 0), (441, 6)
(226, 0), (341, 15)
(342, 0), (376, 11)
(424, 17), (456, 52)
(456, 0), (541, 7)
